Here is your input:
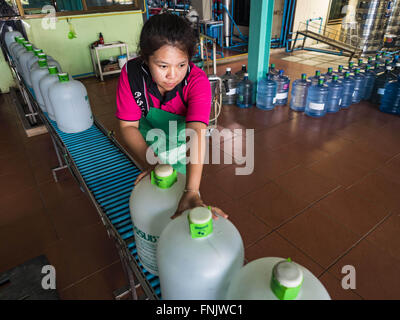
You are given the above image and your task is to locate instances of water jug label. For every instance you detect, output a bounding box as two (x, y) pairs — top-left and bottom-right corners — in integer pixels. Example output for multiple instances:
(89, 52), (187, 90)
(133, 225), (159, 274)
(309, 102), (325, 110)
(276, 92), (288, 100)
(339, 99), (342, 105)
(283, 84), (289, 90)
(239, 95), (244, 102)
(226, 88), (236, 96)
(378, 88), (385, 95)
(273, 97), (277, 104)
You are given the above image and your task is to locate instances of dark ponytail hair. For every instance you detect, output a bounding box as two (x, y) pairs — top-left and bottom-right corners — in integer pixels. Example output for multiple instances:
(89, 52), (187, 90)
(138, 13), (197, 63)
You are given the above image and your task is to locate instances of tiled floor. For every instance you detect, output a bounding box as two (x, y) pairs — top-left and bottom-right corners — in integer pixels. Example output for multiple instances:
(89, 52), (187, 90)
(0, 50), (399, 300)
(280, 48), (362, 72)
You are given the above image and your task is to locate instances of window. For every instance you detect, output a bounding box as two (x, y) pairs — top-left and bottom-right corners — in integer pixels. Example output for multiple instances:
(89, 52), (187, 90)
(12, 0), (138, 17)
(327, 0), (349, 24)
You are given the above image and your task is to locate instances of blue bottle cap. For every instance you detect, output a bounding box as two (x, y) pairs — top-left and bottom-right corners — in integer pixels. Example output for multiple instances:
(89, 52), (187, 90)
(279, 70), (284, 76)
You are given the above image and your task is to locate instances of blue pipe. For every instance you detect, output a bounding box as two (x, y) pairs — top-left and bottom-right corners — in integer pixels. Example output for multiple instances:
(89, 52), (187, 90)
(287, 0), (296, 49)
(280, 0), (289, 47)
(283, 0), (293, 47)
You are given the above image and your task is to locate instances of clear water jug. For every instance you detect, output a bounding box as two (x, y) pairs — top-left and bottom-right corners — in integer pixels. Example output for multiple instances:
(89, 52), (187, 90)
(39, 66), (60, 120)
(31, 59), (50, 112)
(308, 70), (321, 85)
(352, 68), (366, 103)
(305, 78), (329, 117)
(326, 75), (343, 113)
(236, 73), (253, 108)
(226, 257), (331, 300)
(48, 73), (94, 133)
(273, 70), (290, 106)
(256, 73), (277, 110)
(221, 67), (238, 105)
(371, 65), (397, 104)
(380, 75), (400, 115)
(129, 164), (185, 275)
(363, 65), (376, 100)
(157, 207), (244, 299)
(340, 72), (355, 109)
(290, 73), (310, 112)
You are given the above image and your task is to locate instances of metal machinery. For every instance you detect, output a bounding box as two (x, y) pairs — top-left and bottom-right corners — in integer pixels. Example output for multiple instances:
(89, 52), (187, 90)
(341, 0), (399, 55)
(1, 21), (222, 298)
(383, 0), (400, 49)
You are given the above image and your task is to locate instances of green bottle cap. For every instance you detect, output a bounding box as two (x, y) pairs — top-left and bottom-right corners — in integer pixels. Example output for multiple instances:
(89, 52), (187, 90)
(150, 164), (177, 189)
(270, 258), (304, 300)
(318, 78), (324, 85)
(37, 53), (47, 60)
(15, 36), (24, 42)
(355, 68), (360, 74)
(316, 70), (321, 76)
(328, 67), (333, 73)
(333, 75), (338, 81)
(345, 71), (350, 78)
(48, 66), (58, 74)
(38, 59), (48, 68)
(301, 73), (307, 80)
(349, 61), (354, 67)
(338, 65), (343, 71)
(34, 48), (43, 56)
(24, 43), (33, 51)
(188, 207), (213, 239)
(58, 73), (69, 82)
(271, 63), (275, 68)
(368, 56), (373, 62)
(358, 59), (363, 64)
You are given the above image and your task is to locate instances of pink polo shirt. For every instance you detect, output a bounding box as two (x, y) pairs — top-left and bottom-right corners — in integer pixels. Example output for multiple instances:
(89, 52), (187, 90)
(116, 59), (212, 125)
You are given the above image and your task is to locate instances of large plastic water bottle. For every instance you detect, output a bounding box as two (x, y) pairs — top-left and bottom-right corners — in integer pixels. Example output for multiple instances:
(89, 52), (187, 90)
(226, 257), (331, 300)
(14, 40), (29, 74)
(25, 48), (43, 76)
(370, 65), (397, 104)
(9, 36), (24, 62)
(236, 73), (253, 108)
(129, 164), (185, 275)
(157, 206), (244, 299)
(305, 78), (329, 117)
(221, 67), (238, 105)
(326, 75), (343, 113)
(49, 73), (94, 133)
(345, 61), (355, 75)
(323, 68), (334, 82)
(308, 70), (321, 85)
(363, 65), (376, 100)
(352, 68), (366, 103)
(290, 73), (310, 112)
(39, 66), (59, 120)
(335, 65), (345, 78)
(273, 70), (290, 106)
(18, 43), (35, 86)
(340, 72), (355, 109)
(31, 59), (50, 112)
(235, 64), (247, 79)
(256, 73), (277, 110)
(380, 75), (400, 115)
(4, 26), (22, 55)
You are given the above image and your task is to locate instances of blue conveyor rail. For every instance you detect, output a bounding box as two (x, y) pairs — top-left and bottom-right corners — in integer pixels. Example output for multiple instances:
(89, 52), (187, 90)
(46, 115), (162, 299)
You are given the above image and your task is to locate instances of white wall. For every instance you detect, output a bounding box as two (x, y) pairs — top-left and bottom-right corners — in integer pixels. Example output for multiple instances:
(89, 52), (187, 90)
(292, 0), (331, 47)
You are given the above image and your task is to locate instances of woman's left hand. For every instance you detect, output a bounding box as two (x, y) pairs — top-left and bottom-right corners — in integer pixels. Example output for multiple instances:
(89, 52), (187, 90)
(171, 191), (229, 220)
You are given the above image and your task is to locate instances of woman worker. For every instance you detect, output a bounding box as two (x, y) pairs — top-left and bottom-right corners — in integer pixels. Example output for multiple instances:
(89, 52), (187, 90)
(116, 13), (227, 219)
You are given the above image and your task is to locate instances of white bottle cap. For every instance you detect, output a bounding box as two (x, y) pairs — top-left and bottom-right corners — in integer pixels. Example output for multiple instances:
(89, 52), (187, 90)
(8, 26), (13, 32)
(273, 260), (303, 288)
(189, 207), (212, 225)
(226, 67), (231, 72)
(244, 73), (249, 77)
(154, 164), (174, 178)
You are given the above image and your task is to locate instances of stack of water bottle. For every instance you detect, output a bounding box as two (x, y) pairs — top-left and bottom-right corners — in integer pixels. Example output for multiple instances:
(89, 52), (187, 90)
(3, 27), (94, 133)
(224, 53), (400, 116)
(222, 63), (291, 110)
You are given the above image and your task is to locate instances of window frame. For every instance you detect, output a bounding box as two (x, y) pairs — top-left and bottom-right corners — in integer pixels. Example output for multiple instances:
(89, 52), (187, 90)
(326, 0), (349, 25)
(14, 0), (140, 19)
